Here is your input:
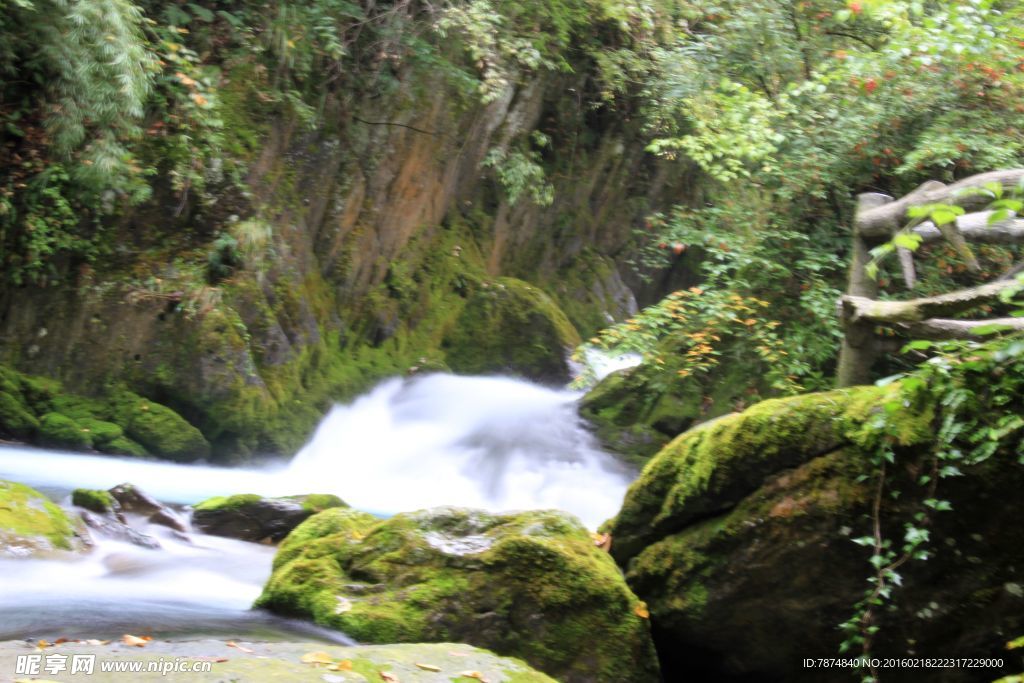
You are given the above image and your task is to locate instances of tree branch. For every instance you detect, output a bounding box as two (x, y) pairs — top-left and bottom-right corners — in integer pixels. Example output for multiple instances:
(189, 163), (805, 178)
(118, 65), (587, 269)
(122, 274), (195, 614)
(894, 317), (1024, 340)
(856, 169), (1024, 237)
(908, 212), (1024, 246)
(841, 279), (1017, 324)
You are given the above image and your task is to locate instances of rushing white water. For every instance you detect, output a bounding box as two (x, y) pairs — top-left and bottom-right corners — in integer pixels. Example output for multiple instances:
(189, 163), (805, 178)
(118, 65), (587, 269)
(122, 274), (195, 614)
(0, 372), (633, 639)
(285, 374), (633, 528)
(0, 514), (354, 642)
(578, 347), (643, 383)
(0, 373), (632, 529)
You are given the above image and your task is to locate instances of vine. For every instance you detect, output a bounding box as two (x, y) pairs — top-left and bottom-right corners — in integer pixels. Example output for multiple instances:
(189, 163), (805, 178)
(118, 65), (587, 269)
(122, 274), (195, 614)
(838, 333), (1024, 681)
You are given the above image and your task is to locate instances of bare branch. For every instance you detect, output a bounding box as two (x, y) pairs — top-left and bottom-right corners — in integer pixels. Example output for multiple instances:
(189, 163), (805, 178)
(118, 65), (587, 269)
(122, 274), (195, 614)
(895, 317), (1024, 340)
(841, 279), (1017, 324)
(910, 212), (1024, 246)
(856, 169), (1024, 238)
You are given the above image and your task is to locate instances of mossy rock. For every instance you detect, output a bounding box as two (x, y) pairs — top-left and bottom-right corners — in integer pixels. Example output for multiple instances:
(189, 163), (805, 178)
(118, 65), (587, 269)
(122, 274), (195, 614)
(99, 435), (149, 457)
(608, 384), (925, 562)
(0, 480), (90, 556)
(580, 346), (769, 467)
(609, 377), (1024, 681)
(257, 506), (660, 683)
(0, 390), (39, 439)
(38, 412), (93, 450)
(108, 391), (210, 462)
(0, 639), (559, 682)
(71, 488), (118, 514)
(193, 493), (348, 542)
(443, 277), (581, 384)
(76, 417), (124, 447)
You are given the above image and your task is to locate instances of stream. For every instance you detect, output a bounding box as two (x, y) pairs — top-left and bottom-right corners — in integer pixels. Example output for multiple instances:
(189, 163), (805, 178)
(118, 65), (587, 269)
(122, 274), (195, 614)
(0, 372), (635, 642)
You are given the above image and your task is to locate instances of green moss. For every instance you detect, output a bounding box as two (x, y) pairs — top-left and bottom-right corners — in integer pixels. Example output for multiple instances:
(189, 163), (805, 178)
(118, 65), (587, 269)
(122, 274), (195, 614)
(193, 493), (264, 512)
(0, 480), (84, 554)
(287, 493), (347, 513)
(108, 391), (210, 462)
(38, 412), (93, 450)
(100, 435), (148, 457)
(77, 418), (123, 447)
(443, 277), (581, 383)
(257, 507), (659, 683)
(609, 384), (912, 562)
(72, 488), (116, 514)
(0, 391), (39, 439)
(273, 507), (379, 568)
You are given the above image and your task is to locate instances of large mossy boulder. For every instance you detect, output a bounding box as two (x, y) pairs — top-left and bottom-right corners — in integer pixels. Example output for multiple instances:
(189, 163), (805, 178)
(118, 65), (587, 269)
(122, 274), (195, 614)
(193, 493), (347, 542)
(443, 278), (581, 384)
(108, 391), (210, 461)
(608, 383), (1024, 682)
(0, 480), (90, 556)
(256, 506), (660, 683)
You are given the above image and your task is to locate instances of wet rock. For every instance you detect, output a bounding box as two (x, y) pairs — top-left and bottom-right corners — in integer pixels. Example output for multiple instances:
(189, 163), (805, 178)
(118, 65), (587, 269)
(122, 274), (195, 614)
(109, 483), (165, 516)
(80, 510), (160, 549)
(0, 479), (91, 556)
(257, 506), (659, 683)
(192, 493), (347, 542)
(149, 507), (188, 533)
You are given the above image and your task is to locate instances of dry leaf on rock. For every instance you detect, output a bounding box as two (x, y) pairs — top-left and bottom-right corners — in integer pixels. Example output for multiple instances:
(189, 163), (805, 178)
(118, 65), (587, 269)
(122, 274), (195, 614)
(415, 663), (441, 672)
(327, 660), (353, 671)
(301, 651), (336, 665)
(122, 634), (152, 647)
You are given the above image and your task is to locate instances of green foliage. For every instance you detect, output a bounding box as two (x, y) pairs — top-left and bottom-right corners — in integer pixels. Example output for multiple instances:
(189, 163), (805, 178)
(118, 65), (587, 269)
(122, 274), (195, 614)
(482, 145), (554, 207)
(838, 335), (1024, 679)
(619, 0), (1023, 399)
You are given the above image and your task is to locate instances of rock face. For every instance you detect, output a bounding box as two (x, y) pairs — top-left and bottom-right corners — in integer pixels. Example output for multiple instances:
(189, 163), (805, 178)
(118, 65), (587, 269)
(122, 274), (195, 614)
(192, 493), (347, 542)
(0, 480), (90, 556)
(0, 27), (686, 462)
(256, 506), (660, 683)
(608, 385), (1024, 682)
(0, 639), (558, 682)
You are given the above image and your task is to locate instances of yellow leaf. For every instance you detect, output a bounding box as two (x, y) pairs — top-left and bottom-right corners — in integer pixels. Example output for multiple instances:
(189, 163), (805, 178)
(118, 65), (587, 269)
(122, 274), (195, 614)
(300, 651), (335, 665)
(327, 660), (354, 671)
(121, 634), (151, 647)
(458, 672), (489, 682)
(36, 640), (49, 649)
(634, 602), (650, 619)
(350, 529), (365, 540)
(415, 663), (442, 672)
(226, 641), (255, 654)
